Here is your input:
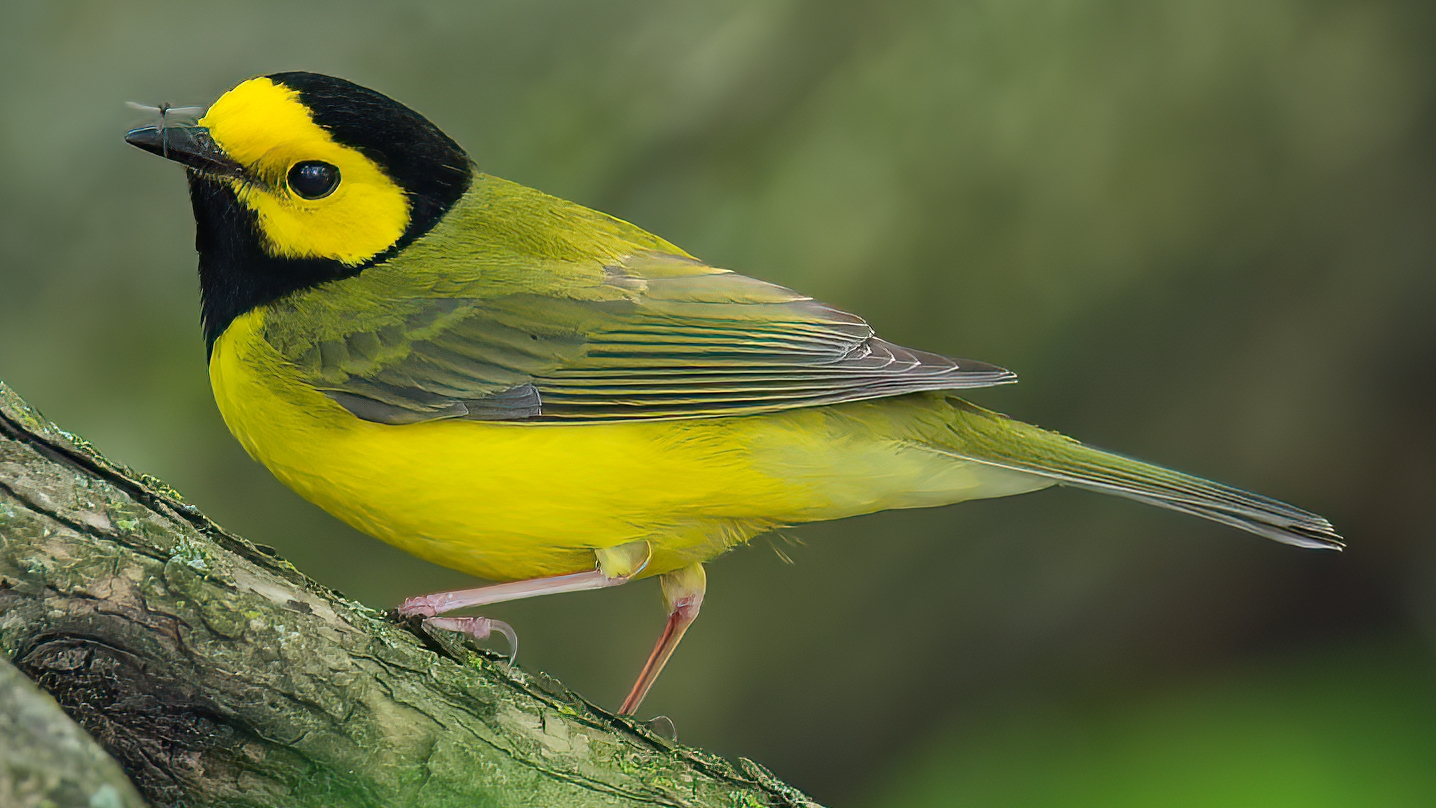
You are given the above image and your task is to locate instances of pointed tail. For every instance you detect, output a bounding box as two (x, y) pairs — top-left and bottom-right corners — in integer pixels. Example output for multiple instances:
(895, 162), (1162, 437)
(940, 399), (1343, 550)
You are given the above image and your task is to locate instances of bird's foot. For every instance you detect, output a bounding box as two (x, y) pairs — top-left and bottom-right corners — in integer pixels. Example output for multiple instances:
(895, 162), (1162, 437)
(397, 593), (443, 618)
(422, 615), (518, 664)
(394, 542), (654, 679)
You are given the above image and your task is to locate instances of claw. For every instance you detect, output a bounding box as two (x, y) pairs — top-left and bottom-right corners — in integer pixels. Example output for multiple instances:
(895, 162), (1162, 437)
(398, 594), (440, 618)
(424, 616), (518, 665)
(644, 714), (678, 742)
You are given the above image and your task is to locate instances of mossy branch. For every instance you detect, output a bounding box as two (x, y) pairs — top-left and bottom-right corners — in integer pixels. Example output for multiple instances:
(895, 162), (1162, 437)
(0, 380), (818, 808)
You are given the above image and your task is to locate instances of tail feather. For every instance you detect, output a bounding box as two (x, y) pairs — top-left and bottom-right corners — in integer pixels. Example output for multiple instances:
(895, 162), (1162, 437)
(942, 400), (1343, 550)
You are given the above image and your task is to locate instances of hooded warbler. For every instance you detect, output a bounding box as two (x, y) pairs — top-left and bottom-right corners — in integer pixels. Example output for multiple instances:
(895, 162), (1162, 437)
(125, 72), (1341, 715)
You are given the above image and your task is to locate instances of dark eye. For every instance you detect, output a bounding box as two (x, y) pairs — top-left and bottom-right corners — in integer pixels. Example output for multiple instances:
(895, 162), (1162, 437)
(287, 161), (340, 199)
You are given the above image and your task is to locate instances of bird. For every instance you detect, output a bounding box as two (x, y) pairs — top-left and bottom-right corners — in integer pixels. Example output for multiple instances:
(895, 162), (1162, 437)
(124, 72), (1341, 716)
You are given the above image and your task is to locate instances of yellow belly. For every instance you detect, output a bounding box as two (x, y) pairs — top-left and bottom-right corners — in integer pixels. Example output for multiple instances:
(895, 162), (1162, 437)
(209, 310), (1045, 581)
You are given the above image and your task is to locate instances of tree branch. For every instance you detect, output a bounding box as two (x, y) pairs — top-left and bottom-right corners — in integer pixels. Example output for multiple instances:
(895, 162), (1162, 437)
(0, 381), (818, 808)
(0, 654), (147, 808)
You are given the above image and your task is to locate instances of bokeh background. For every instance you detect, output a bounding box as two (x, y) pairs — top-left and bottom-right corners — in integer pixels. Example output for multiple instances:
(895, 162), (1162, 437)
(2, 1), (1434, 804)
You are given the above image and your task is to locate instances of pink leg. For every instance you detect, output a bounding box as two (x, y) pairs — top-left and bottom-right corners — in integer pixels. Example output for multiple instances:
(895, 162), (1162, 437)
(398, 541), (653, 662)
(399, 569), (618, 617)
(620, 563), (706, 716)
(399, 540), (653, 617)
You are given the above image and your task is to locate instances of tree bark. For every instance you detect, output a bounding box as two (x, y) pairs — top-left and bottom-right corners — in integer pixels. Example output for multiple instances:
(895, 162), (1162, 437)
(0, 380), (819, 808)
(0, 654), (148, 808)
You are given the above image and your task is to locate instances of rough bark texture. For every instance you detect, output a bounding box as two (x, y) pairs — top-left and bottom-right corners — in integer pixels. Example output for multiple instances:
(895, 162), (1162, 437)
(0, 380), (819, 808)
(0, 654), (148, 808)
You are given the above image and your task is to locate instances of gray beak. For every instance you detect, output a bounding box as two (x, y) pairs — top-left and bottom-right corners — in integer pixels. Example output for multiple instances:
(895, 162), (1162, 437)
(125, 125), (245, 180)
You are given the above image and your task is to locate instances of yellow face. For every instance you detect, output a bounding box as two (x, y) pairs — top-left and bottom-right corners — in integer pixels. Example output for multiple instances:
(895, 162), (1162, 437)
(200, 77), (411, 266)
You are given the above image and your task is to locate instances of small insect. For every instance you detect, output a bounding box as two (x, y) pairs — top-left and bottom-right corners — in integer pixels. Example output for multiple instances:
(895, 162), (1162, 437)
(126, 101), (206, 158)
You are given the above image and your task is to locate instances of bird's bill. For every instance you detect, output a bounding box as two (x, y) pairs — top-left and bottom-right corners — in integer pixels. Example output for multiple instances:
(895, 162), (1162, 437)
(124, 125), (245, 181)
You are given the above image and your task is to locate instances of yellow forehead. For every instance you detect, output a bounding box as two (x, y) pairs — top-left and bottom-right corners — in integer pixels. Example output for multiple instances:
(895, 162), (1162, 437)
(199, 76), (410, 266)
(201, 77), (321, 166)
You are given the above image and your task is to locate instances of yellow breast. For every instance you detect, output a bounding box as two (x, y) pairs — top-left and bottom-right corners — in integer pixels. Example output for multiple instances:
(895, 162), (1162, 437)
(209, 309), (1039, 582)
(208, 310), (812, 580)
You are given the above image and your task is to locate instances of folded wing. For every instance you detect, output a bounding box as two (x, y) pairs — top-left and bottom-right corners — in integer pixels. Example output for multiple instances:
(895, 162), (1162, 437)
(269, 251), (1016, 424)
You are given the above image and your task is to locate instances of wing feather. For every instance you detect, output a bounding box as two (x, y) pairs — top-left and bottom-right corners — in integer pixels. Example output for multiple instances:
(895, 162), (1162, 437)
(268, 251), (1015, 424)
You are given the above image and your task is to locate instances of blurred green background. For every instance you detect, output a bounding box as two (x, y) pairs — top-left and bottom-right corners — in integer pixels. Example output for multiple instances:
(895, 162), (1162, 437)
(2, 1), (1433, 804)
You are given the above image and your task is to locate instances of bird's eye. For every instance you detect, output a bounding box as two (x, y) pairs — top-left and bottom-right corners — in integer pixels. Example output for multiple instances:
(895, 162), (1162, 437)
(287, 161), (340, 200)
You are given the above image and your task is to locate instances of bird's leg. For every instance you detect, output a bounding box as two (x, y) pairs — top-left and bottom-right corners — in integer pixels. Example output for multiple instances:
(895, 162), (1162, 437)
(399, 541), (652, 617)
(619, 562), (706, 716)
(398, 541), (653, 659)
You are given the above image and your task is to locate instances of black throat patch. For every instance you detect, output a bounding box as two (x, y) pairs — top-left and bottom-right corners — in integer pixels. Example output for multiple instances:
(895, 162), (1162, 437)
(190, 175), (359, 356)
